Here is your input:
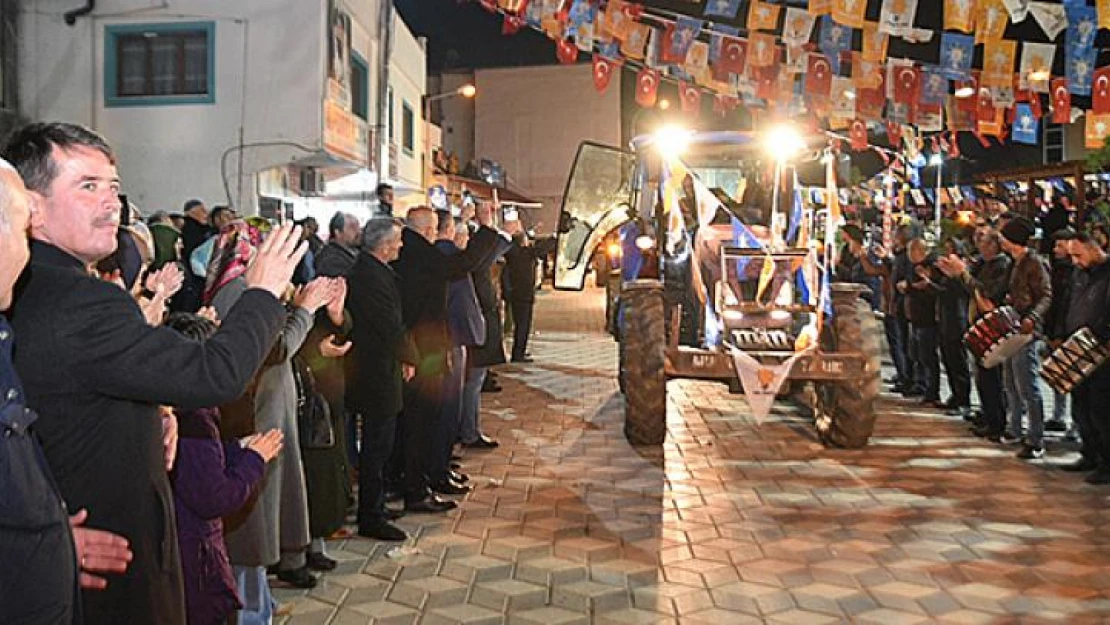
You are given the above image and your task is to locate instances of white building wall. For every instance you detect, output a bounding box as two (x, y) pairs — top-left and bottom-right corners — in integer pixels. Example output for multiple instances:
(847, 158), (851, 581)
(474, 64), (622, 234)
(436, 71), (477, 167)
(18, 0), (384, 216)
(383, 11), (426, 202)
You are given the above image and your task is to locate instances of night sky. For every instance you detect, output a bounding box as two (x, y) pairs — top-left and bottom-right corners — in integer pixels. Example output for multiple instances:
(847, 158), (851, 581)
(395, 0), (1099, 180)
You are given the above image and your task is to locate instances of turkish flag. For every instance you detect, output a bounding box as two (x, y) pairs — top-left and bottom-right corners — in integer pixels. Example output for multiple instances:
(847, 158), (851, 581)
(1094, 66), (1110, 115)
(977, 87), (995, 123)
(679, 81), (701, 114)
(593, 55), (617, 93)
(1051, 78), (1071, 125)
(502, 14), (523, 35)
(805, 53), (833, 97)
(849, 120), (869, 151)
(756, 63), (780, 100)
(556, 39), (578, 64)
(717, 36), (747, 76)
(886, 120), (903, 145)
(713, 94), (740, 117)
(636, 67), (659, 108)
(892, 65), (920, 105)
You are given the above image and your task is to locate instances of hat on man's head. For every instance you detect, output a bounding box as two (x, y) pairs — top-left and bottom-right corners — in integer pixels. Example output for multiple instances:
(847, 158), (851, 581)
(1052, 227), (1079, 242)
(1000, 217), (1035, 246)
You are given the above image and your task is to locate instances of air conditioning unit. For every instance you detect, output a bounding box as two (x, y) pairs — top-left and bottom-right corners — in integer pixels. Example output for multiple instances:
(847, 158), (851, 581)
(299, 167), (326, 197)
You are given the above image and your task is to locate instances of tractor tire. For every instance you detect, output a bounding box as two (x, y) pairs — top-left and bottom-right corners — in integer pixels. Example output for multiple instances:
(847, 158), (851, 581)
(814, 293), (883, 448)
(621, 281), (667, 445)
(617, 330), (627, 394)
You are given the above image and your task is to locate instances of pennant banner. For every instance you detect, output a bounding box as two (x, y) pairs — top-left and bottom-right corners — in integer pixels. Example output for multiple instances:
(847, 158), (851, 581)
(944, 0), (976, 33)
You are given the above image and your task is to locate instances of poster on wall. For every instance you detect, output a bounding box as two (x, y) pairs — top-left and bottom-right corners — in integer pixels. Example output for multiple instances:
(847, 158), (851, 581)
(323, 0), (368, 168)
(328, 0), (352, 108)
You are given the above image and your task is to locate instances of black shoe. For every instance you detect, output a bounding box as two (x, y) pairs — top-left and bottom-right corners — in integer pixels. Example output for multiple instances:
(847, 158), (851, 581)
(450, 470), (469, 483)
(384, 490), (403, 503)
(276, 566), (318, 589)
(306, 552), (338, 572)
(431, 479), (472, 495)
(1045, 419), (1068, 432)
(902, 388), (924, 398)
(450, 461), (462, 470)
(358, 520), (408, 541)
(884, 376), (901, 384)
(405, 495), (458, 513)
(1016, 444), (1045, 460)
(511, 356), (534, 363)
(999, 434), (1022, 445)
(1062, 457), (1099, 473)
(382, 508), (406, 521)
(1084, 467), (1110, 485)
(972, 426), (1002, 439)
(464, 435), (499, 449)
(481, 383), (503, 394)
(920, 398), (942, 408)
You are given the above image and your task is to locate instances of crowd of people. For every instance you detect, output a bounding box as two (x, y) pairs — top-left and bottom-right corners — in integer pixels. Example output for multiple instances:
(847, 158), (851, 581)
(839, 200), (1110, 476)
(0, 121), (542, 625)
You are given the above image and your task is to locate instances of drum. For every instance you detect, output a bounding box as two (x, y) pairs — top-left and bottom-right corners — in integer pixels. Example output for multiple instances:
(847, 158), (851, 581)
(963, 306), (1031, 369)
(1040, 328), (1110, 394)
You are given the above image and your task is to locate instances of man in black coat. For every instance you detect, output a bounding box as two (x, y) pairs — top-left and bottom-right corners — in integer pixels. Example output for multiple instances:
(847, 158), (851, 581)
(392, 205), (501, 512)
(315, 211), (361, 278)
(346, 217), (417, 540)
(3, 122), (306, 625)
(173, 198), (211, 312)
(503, 229), (540, 363)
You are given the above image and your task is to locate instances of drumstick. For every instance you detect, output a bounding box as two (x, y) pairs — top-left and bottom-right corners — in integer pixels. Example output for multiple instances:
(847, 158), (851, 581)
(974, 289), (995, 314)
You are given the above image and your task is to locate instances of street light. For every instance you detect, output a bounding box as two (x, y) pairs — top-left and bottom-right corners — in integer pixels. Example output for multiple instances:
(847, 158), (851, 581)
(930, 152), (944, 240)
(424, 83), (477, 186)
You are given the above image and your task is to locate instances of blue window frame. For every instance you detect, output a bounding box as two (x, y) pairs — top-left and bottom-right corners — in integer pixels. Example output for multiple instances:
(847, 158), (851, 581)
(104, 21), (216, 107)
(351, 52), (369, 121)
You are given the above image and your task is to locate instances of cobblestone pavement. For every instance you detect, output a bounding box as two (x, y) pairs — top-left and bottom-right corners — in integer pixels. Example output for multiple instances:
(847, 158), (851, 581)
(276, 288), (1110, 625)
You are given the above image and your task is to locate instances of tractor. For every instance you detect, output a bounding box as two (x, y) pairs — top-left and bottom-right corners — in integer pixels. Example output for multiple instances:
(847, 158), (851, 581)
(554, 128), (882, 448)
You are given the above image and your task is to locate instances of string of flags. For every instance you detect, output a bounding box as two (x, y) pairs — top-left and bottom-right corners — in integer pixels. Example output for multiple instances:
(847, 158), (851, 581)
(477, 0), (1110, 153)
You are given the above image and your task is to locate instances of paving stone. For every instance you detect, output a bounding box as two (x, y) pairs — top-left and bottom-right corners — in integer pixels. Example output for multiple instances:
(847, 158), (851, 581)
(364, 554), (440, 583)
(631, 584), (714, 617)
(348, 601), (420, 625)
(594, 608), (678, 624)
(484, 536), (553, 561)
(422, 603), (505, 625)
(711, 580), (794, 616)
(440, 555), (514, 584)
(470, 579), (548, 613)
(388, 577), (468, 610)
(680, 607), (763, 624)
(514, 556), (589, 586)
(589, 559), (660, 588)
(507, 606), (588, 625)
(553, 537), (623, 564)
(418, 534), (484, 559)
(551, 580), (632, 613)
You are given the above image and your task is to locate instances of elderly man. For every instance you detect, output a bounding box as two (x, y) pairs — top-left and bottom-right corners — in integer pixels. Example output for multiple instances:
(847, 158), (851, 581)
(2, 122), (306, 625)
(0, 160), (135, 623)
(393, 205), (501, 512)
(315, 211), (361, 277)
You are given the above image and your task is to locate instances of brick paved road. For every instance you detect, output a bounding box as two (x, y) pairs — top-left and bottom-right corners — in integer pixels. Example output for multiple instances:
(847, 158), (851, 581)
(276, 287), (1110, 625)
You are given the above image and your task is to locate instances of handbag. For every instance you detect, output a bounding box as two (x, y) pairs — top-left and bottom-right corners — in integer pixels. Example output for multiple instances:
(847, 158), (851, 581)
(292, 355), (335, 449)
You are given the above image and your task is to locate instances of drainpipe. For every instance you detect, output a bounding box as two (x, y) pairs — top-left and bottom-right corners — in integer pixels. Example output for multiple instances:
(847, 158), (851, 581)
(64, 0), (95, 26)
(375, 1), (394, 179)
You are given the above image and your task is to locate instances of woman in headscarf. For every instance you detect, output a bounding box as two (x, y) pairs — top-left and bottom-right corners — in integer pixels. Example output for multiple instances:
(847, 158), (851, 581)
(203, 221), (257, 317)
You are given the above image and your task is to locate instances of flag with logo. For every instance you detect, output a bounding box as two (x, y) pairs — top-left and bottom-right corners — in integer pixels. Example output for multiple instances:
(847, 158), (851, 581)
(592, 55), (618, 93)
(809, 0), (833, 16)
(1094, 66), (1110, 114)
(672, 16), (703, 61)
(939, 32), (974, 80)
(917, 103), (944, 132)
(831, 77), (857, 119)
(748, 33), (777, 68)
(805, 53), (834, 98)
(555, 39), (578, 64)
(978, 105), (1005, 137)
(981, 40), (1017, 87)
(819, 16), (851, 74)
(685, 41), (711, 79)
(635, 67), (659, 107)
(1067, 4), (1098, 53)
(892, 64), (921, 104)
(1067, 43), (1097, 96)
(862, 23), (890, 63)
(565, 0), (596, 42)
(704, 0), (741, 18)
(1087, 113), (1110, 148)
(715, 36), (747, 77)
(1031, 2), (1067, 39)
(944, 0), (976, 32)
(946, 96), (976, 131)
(748, 0), (781, 31)
(1019, 42), (1055, 92)
(879, 0), (918, 37)
(920, 66), (949, 105)
(620, 22), (650, 59)
(782, 8), (817, 47)
(1047, 79), (1069, 124)
(832, 0), (866, 28)
(679, 81), (701, 114)
(976, 0), (1009, 43)
(1011, 103), (1039, 144)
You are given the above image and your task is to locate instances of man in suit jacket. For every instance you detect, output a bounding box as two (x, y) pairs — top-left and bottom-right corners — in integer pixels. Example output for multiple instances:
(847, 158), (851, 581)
(3, 122), (306, 625)
(392, 205), (501, 512)
(346, 217), (417, 540)
(503, 229), (540, 362)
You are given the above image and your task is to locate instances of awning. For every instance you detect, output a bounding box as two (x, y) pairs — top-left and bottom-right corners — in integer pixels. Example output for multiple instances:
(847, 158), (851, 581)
(440, 174), (544, 208)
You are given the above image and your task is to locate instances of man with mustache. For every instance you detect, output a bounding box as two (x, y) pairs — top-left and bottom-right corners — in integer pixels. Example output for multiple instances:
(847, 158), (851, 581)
(2, 122), (307, 625)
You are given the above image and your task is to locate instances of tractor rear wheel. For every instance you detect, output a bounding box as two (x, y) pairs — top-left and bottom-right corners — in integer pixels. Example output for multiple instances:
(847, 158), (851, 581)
(814, 289), (883, 448)
(620, 281), (667, 445)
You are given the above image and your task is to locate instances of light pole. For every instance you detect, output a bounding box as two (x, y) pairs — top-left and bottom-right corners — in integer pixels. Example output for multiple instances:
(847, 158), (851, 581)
(423, 83), (476, 187)
(930, 152), (944, 241)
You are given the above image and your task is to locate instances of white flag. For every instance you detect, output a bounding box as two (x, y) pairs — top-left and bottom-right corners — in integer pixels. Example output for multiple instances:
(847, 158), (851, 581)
(782, 7), (816, 47)
(1002, 0), (1030, 22)
(1030, 2), (1067, 39)
(878, 0), (919, 37)
(1019, 41), (1055, 92)
(728, 346), (813, 422)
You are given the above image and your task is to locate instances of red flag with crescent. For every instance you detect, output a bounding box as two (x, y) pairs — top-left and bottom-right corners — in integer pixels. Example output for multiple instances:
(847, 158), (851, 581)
(805, 53), (833, 97)
(977, 86), (996, 123)
(718, 36), (747, 75)
(1052, 78), (1071, 124)
(849, 119), (869, 151)
(556, 38), (578, 64)
(886, 120), (903, 145)
(593, 55), (618, 93)
(1094, 66), (1110, 115)
(679, 81), (701, 114)
(892, 65), (920, 105)
(713, 94), (739, 117)
(636, 67), (659, 108)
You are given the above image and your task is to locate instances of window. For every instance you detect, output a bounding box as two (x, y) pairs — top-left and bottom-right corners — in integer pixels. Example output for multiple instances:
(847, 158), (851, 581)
(351, 52), (369, 121)
(387, 87), (394, 142)
(402, 101), (415, 155)
(1044, 123), (1065, 164)
(104, 22), (215, 107)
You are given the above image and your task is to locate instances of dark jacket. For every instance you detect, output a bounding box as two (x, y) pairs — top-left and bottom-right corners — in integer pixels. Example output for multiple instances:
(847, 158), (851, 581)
(957, 253), (1013, 320)
(1065, 259), (1110, 341)
(1007, 250), (1053, 333)
(10, 241), (286, 625)
(936, 273), (969, 338)
(180, 216), (212, 262)
(172, 408), (265, 625)
(836, 246), (881, 310)
(346, 253), (417, 418)
(435, 239), (487, 347)
(889, 249), (914, 319)
(0, 315), (79, 625)
(470, 236), (513, 368)
(392, 227), (500, 369)
(905, 257), (940, 328)
(1046, 256), (1075, 341)
(503, 238), (540, 303)
(314, 241), (359, 278)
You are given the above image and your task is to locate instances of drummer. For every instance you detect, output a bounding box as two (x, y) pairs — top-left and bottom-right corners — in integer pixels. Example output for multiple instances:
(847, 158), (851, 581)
(1061, 232), (1110, 484)
(997, 217), (1053, 461)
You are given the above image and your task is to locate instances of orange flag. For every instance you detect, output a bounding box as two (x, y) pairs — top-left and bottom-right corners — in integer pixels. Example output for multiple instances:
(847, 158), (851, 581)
(809, 0), (833, 16)
(832, 0), (866, 28)
(981, 40), (1017, 88)
(1101, 0), (1110, 30)
(975, 0), (1008, 44)
(943, 0), (975, 33)
(748, 0), (782, 31)
(861, 22), (889, 63)
(1086, 113), (1110, 149)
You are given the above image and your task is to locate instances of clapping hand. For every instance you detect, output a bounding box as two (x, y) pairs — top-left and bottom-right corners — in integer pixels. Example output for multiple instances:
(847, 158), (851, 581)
(197, 306), (220, 324)
(935, 254), (967, 278)
(872, 244), (889, 259)
(319, 334), (352, 358)
(243, 429), (284, 463)
(69, 510), (132, 590)
(144, 264), (184, 299)
(294, 277), (340, 314)
(161, 407), (178, 471)
(243, 223), (308, 298)
(326, 278), (347, 327)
